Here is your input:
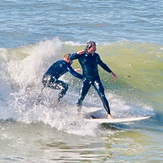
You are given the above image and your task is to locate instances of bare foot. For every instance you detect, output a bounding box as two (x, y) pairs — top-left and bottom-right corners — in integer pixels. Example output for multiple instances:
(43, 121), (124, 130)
(54, 100), (60, 108)
(108, 114), (113, 119)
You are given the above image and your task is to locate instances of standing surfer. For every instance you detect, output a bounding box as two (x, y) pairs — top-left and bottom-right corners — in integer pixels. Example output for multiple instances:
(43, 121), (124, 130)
(70, 41), (117, 119)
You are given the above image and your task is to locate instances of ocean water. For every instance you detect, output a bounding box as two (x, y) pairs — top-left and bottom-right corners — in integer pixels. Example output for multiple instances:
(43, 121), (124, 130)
(0, 0), (163, 162)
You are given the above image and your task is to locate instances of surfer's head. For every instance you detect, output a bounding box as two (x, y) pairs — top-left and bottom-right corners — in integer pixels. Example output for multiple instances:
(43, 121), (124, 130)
(64, 53), (73, 64)
(85, 40), (96, 53)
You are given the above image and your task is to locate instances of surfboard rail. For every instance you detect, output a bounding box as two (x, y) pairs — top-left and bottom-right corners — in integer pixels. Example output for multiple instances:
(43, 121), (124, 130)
(84, 116), (151, 124)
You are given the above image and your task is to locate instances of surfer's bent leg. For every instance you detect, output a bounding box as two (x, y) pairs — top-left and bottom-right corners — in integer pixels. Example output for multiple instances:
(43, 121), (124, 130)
(93, 79), (111, 115)
(42, 75), (68, 101)
(54, 80), (68, 101)
(77, 79), (91, 109)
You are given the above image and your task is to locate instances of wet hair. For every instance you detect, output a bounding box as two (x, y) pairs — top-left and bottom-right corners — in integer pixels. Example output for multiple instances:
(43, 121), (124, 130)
(84, 40), (96, 51)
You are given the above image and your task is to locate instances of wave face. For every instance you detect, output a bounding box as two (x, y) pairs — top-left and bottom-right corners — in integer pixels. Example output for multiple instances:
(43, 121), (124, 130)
(0, 38), (162, 134)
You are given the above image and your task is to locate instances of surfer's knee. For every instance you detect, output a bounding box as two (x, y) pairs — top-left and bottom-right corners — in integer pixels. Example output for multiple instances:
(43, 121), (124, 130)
(58, 83), (69, 101)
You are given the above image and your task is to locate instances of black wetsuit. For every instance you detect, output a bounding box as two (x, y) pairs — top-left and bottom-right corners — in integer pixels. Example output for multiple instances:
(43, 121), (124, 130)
(70, 52), (112, 114)
(42, 60), (83, 101)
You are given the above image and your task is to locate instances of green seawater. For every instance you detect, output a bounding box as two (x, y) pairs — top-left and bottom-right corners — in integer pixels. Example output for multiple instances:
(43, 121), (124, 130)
(66, 41), (163, 111)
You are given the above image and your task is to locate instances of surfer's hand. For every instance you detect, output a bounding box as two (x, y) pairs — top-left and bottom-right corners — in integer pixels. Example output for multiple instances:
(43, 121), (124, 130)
(111, 72), (117, 81)
(77, 50), (85, 55)
(75, 68), (82, 73)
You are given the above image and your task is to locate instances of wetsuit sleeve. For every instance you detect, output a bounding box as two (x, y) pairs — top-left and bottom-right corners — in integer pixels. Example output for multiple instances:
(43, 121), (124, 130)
(67, 64), (83, 79)
(70, 53), (80, 60)
(97, 54), (112, 73)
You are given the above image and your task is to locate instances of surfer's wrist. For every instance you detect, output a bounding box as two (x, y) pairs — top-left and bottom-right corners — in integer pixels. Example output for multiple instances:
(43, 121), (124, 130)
(110, 72), (117, 81)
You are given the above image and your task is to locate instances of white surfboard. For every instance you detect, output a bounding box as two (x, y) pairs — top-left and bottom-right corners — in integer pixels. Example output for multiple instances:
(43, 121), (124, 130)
(84, 116), (151, 124)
